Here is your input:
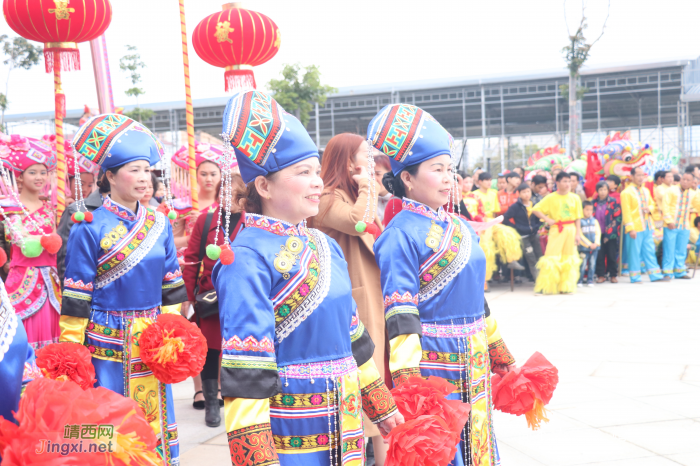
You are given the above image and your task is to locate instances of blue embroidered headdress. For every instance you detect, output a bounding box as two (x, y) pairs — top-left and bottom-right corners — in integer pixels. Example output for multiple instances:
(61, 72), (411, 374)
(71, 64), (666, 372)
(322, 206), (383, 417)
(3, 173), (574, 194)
(367, 104), (454, 175)
(222, 90), (319, 184)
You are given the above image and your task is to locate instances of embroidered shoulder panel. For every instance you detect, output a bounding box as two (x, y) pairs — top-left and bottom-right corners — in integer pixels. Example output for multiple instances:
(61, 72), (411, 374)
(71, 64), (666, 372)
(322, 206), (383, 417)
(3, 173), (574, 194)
(418, 216), (471, 302)
(272, 228), (331, 343)
(95, 211), (166, 289)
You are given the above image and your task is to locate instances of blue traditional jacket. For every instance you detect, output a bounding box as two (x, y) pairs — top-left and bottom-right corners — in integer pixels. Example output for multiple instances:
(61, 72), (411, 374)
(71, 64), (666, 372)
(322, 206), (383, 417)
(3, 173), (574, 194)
(0, 277), (40, 423)
(374, 198), (487, 340)
(62, 197), (186, 317)
(212, 214), (375, 399)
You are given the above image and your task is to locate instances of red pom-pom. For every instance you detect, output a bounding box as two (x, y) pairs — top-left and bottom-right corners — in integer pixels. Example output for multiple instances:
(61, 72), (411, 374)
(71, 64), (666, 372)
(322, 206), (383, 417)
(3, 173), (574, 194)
(70, 212), (81, 223)
(0, 378), (159, 464)
(385, 415), (459, 466)
(391, 376), (471, 435)
(40, 233), (62, 255)
(219, 246), (235, 265)
(36, 342), (96, 390)
(491, 352), (559, 430)
(0, 248), (7, 268)
(365, 222), (380, 236)
(139, 313), (207, 384)
(83, 211), (93, 223)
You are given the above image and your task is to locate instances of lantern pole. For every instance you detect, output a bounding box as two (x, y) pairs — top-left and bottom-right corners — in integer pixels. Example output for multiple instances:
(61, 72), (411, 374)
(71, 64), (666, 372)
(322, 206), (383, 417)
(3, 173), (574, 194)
(53, 55), (67, 219)
(178, 0), (198, 211)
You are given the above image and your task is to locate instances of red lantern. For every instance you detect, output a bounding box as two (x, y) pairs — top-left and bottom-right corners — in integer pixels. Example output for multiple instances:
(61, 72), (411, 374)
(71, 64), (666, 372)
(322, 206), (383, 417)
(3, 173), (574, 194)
(2, 0), (112, 219)
(193, 3), (281, 91)
(3, 0), (112, 73)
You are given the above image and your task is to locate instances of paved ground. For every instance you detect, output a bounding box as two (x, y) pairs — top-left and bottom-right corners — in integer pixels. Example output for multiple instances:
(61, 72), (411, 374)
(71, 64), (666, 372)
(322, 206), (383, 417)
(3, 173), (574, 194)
(173, 275), (700, 466)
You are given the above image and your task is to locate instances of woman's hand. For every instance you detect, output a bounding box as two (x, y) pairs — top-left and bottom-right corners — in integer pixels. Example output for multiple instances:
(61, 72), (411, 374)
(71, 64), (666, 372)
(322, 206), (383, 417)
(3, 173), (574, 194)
(351, 165), (368, 185)
(492, 364), (512, 377)
(378, 411), (405, 438)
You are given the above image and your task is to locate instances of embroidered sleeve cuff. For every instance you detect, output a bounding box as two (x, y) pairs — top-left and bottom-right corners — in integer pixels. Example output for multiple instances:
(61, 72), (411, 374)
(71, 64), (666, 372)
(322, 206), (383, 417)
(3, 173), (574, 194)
(390, 367), (422, 387)
(351, 324), (375, 368)
(162, 283), (187, 306)
(385, 305), (422, 340)
(221, 360), (281, 399)
(227, 422), (279, 466)
(488, 338), (516, 368)
(61, 295), (92, 319)
(361, 378), (398, 424)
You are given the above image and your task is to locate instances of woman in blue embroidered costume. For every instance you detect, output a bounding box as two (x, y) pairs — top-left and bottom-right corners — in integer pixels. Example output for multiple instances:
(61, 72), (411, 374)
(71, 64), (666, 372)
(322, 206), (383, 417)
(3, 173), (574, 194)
(212, 90), (402, 466)
(0, 274), (41, 426)
(371, 104), (516, 466)
(59, 114), (188, 465)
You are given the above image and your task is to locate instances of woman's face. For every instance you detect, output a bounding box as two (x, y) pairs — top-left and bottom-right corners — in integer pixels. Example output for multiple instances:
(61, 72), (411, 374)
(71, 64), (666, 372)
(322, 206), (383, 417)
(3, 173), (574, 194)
(597, 184), (609, 199)
(19, 164), (48, 194)
(350, 141), (370, 175)
(71, 172), (95, 197)
(258, 157), (323, 224)
(463, 175), (473, 192)
(197, 161), (221, 194)
(402, 154), (453, 211)
(107, 160), (151, 204)
(141, 177), (154, 204)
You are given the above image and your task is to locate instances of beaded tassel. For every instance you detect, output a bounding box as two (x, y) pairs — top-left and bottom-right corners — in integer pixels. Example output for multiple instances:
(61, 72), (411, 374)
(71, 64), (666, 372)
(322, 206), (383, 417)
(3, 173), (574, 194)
(354, 143), (379, 235)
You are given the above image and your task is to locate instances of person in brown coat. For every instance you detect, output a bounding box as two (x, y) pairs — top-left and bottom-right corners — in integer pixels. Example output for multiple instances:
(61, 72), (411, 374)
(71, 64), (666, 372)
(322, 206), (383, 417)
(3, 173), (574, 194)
(311, 133), (389, 464)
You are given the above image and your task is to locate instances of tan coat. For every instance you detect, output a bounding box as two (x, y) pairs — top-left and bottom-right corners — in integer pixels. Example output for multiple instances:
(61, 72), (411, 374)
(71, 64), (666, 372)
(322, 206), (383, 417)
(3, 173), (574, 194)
(312, 178), (385, 436)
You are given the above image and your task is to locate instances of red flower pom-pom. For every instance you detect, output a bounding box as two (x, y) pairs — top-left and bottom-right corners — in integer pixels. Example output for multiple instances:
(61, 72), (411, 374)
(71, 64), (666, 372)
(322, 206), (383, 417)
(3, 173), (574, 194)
(0, 248), (7, 268)
(0, 378), (159, 465)
(139, 313), (207, 384)
(36, 342), (96, 390)
(40, 233), (62, 255)
(385, 415), (459, 466)
(84, 211), (94, 223)
(364, 222), (380, 236)
(391, 376), (471, 435)
(491, 352), (559, 430)
(219, 246), (235, 265)
(70, 212), (82, 223)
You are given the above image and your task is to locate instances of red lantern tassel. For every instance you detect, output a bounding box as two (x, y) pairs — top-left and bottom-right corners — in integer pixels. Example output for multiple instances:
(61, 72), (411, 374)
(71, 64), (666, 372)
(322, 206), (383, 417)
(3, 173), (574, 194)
(44, 49), (81, 73)
(225, 68), (256, 92)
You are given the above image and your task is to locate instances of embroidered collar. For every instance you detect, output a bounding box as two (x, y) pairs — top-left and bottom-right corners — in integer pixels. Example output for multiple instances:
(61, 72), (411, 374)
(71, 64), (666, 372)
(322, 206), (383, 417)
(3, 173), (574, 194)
(245, 213), (306, 236)
(103, 196), (143, 221)
(402, 198), (448, 222)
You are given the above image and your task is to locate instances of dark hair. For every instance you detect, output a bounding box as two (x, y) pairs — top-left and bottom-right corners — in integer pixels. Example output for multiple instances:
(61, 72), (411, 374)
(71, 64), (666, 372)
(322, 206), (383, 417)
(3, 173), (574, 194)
(532, 174), (547, 186)
(505, 172), (521, 181)
(516, 183), (531, 193)
(582, 200), (593, 208)
(382, 164), (420, 198)
(478, 171), (492, 182)
(674, 173), (681, 182)
(96, 166), (124, 194)
(374, 153), (392, 172)
(197, 160), (221, 174)
(695, 216), (700, 228)
(555, 171), (569, 182)
(606, 174), (621, 186)
(630, 166), (642, 176)
(569, 172), (580, 180)
(596, 180), (608, 192)
(685, 166), (695, 174)
(654, 170), (667, 182)
(497, 174), (506, 179)
(149, 171), (160, 192)
(235, 180), (265, 214)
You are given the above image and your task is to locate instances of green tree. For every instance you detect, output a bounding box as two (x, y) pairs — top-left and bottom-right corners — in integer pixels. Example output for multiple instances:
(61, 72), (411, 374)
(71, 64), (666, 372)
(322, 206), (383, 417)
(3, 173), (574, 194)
(0, 35), (42, 130)
(562, 1), (609, 157)
(267, 64), (336, 127)
(120, 45), (153, 123)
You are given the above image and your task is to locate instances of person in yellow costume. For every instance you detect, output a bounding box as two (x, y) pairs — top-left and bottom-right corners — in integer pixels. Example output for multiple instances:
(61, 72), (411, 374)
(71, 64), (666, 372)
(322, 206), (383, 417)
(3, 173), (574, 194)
(661, 172), (700, 279)
(620, 167), (664, 284)
(532, 171), (584, 294)
(473, 172), (523, 281)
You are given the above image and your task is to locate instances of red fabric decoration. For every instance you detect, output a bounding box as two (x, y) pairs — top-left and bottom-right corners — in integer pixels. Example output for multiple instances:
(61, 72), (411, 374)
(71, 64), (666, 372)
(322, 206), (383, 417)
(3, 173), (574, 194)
(193, 5), (280, 91)
(36, 342), (96, 390)
(84, 211), (94, 223)
(364, 222), (380, 236)
(491, 352), (559, 430)
(3, 0), (112, 73)
(219, 246), (235, 265)
(139, 313), (207, 384)
(0, 378), (159, 465)
(391, 376), (471, 435)
(0, 248), (7, 268)
(40, 233), (62, 255)
(71, 212), (82, 224)
(385, 415), (459, 466)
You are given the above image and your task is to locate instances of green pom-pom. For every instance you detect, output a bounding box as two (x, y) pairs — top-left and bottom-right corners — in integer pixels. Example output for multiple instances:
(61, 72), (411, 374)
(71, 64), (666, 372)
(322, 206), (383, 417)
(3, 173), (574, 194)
(22, 238), (43, 258)
(74, 211), (85, 222)
(206, 244), (221, 260)
(355, 221), (367, 233)
(167, 211), (177, 220)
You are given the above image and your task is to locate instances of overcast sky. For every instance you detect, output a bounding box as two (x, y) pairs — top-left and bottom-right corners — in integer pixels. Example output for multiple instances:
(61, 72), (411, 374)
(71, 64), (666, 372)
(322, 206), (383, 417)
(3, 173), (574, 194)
(1, 0), (698, 117)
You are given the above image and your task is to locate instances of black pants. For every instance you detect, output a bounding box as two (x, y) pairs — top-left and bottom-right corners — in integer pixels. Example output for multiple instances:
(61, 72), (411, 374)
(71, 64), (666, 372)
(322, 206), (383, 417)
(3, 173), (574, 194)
(521, 234), (543, 280)
(595, 238), (619, 278)
(201, 349), (221, 381)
